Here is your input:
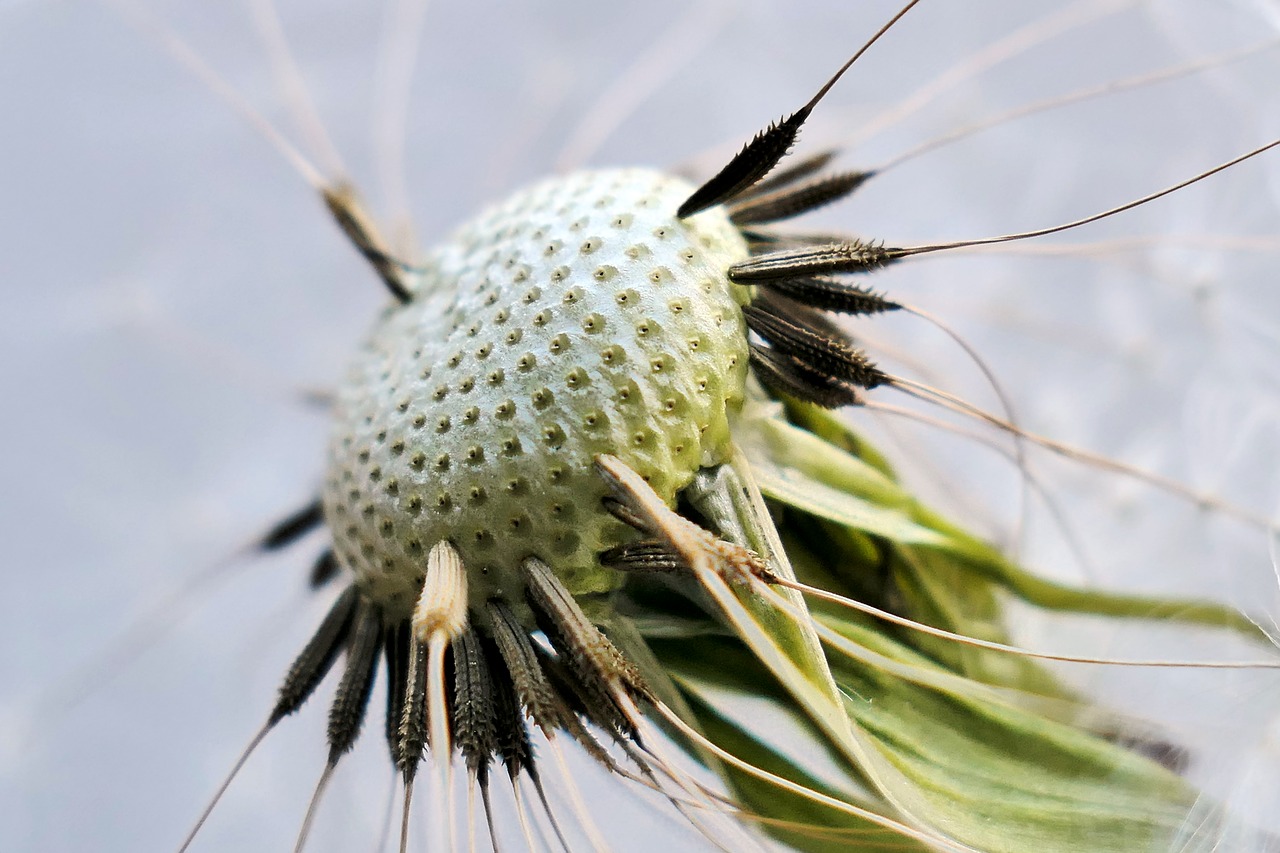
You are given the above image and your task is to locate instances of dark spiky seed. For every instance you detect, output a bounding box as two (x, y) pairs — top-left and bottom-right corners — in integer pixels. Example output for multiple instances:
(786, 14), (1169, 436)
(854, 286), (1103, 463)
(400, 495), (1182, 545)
(749, 343), (863, 409)
(487, 599), (569, 733)
(259, 499), (324, 551)
(732, 149), (838, 200)
(270, 585), (359, 724)
(601, 496), (651, 533)
(677, 108), (812, 218)
(677, 4), (907, 220)
(523, 557), (645, 737)
(527, 595), (626, 737)
(740, 229), (861, 253)
(322, 186), (414, 304)
(326, 598), (384, 760)
(728, 170), (873, 226)
(600, 540), (688, 574)
(522, 556), (642, 692)
(486, 654), (530, 778)
(753, 289), (848, 340)
(729, 240), (897, 281)
(451, 627), (499, 773)
(743, 302), (886, 389)
(309, 550), (341, 589)
(757, 275), (899, 315)
(398, 639), (430, 778)
(382, 621), (411, 765)
(531, 644), (621, 769)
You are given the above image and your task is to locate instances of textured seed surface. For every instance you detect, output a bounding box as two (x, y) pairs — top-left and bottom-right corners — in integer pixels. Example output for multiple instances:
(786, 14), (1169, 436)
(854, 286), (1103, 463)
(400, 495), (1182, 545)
(325, 169), (752, 619)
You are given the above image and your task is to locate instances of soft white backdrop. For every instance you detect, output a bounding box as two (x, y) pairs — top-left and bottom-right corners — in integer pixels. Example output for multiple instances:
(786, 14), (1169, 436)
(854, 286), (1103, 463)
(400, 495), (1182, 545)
(2, 1), (1280, 850)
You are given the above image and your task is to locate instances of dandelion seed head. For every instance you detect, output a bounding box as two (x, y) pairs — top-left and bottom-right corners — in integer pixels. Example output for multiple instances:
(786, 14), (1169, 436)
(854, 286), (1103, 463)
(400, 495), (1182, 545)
(326, 168), (752, 619)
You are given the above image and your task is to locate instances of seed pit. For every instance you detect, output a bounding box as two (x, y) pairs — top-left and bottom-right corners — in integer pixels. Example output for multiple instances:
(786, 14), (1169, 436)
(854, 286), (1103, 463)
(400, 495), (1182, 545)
(543, 425), (566, 447)
(553, 531), (580, 555)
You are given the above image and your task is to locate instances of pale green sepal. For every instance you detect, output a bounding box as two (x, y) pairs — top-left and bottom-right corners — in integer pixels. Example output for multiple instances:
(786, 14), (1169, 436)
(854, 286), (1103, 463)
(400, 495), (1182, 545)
(823, 614), (1195, 853)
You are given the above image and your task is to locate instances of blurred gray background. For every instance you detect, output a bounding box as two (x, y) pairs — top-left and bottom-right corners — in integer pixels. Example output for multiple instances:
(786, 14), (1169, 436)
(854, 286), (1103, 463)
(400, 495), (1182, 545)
(2, 0), (1280, 850)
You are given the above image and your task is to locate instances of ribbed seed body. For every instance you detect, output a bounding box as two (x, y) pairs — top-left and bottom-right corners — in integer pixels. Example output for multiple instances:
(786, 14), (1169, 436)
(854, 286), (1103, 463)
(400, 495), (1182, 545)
(325, 169), (752, 619)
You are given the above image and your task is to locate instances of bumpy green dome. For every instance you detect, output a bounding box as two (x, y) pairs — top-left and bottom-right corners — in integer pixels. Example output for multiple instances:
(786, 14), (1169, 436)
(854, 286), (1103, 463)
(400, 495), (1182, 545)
(325, 169), (752, 619)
